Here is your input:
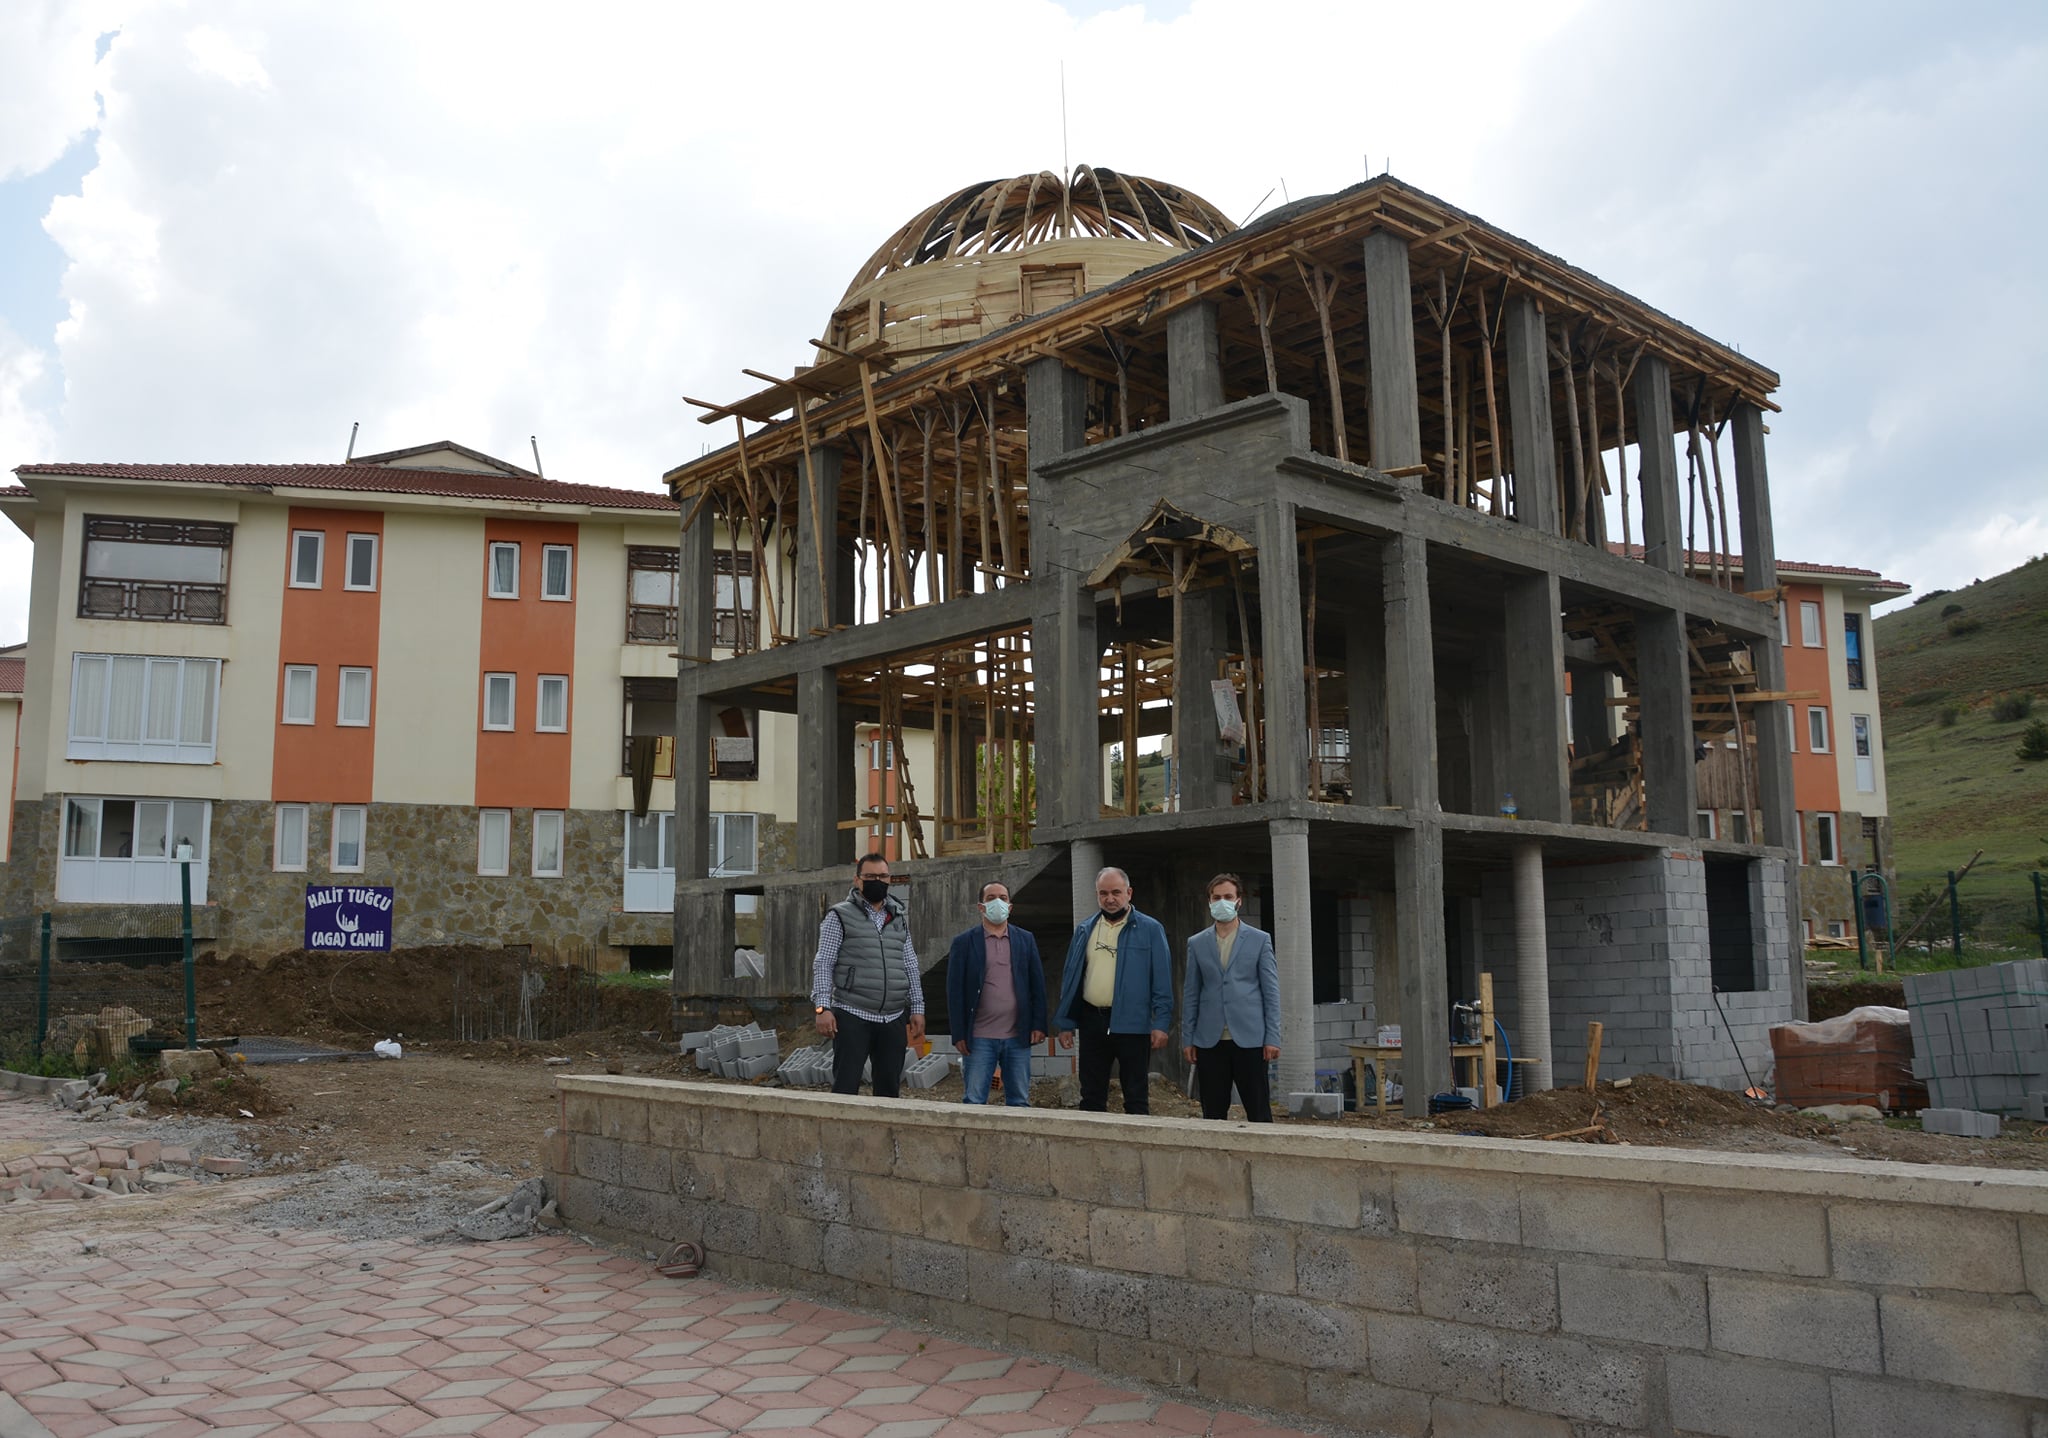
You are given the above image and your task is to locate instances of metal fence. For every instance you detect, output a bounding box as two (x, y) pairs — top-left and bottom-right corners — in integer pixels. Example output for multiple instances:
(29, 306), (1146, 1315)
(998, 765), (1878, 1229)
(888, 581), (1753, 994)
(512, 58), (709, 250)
(448, 938), (608, 1042)
(0, 910), (196, 1070)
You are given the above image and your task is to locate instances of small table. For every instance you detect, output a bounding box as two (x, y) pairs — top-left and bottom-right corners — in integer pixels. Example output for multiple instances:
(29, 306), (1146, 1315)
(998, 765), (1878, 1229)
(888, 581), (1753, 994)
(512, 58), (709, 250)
(1348, 1042), (1493, 1119)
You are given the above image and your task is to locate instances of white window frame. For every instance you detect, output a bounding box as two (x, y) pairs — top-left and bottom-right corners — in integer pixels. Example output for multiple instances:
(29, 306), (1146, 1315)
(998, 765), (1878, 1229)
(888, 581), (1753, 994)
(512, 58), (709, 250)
(283, 665), (318, 726)
(1826, 920), (1847, 939)
(623, 811), (675, 912)
(1800, 600), (1822, 648)
(536, 674), (569, 733)
(337, 666), (372, 727)
(67, 653), (220, 764)
(331, 805), (367, 873)
(1695, 809), (1716, 841)
(290, 530), (325, 589)
(1778, 602), (1789, 645)
(57, 796), (211, 904)
(274, 803), (309, 873)
(540, 544), (573, 602)
(1808, 705), (1830, 754)
(478, 809), (511, 876)
(483, 673), (516, 731)
(532, 810), (565, 878)
(488, 542), (520, 599)
(710, 812), (758, 877)
(344, 533), (379, 592)
(1815, 812), (1839, 867)
(1729, 811), (1751, 845)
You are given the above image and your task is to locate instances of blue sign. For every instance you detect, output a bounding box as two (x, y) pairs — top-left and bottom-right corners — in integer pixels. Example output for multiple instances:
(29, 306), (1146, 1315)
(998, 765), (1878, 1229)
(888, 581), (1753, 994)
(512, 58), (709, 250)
(305, 885), (394, 951)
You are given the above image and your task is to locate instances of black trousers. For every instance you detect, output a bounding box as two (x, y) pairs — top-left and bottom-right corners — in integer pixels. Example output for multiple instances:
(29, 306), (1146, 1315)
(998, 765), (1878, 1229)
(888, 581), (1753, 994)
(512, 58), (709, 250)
(1075, 1002), (1153, 1114)
(831, 1009), (908, 1097)
(1194, 1039), (1274, 1122)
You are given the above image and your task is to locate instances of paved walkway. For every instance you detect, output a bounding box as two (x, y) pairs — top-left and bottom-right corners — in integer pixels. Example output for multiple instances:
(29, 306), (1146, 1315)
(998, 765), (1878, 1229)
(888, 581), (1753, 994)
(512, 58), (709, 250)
(0, 1095), (1321, 1438)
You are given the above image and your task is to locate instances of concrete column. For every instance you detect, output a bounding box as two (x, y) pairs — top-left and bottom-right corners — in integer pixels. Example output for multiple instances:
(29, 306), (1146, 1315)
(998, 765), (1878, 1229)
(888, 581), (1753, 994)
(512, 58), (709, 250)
(1026, 357), (1096, 829)
(796, 667), (847, 871)
(1363, 231), (1421, 473)
(674, 508), (714, 887)
(1268, 818), (1316, 1097)
(1167, 301), (1224, 420)
(1345, 600), (1388, 807)
(1638, 607), (1697, 836)
(795, 442), (845, 634)
(1383, 529), (1448, 1111)
(1568, 662), (1617, 755)
(1173, 588), (1234, 809)
(1257, 501), (1308, 801)
(1382, 532), (1437, 813)
(1070, 839), (1104, 926)
(1632, 356), (1683, 575)
(1395, 821), (1449, 1113)
(1503, 572), (1569, 823)
(1732, 402), (1797, 852)
(1511, 841), (1553, 1092)
(1503, 295), (1559, 534)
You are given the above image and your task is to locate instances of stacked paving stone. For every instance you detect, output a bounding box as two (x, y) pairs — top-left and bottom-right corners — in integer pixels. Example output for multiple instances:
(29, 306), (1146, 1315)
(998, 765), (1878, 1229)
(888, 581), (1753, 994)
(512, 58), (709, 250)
(1904, 959), (2048, 1116)
(0, 1137), (241, 1203)
(681, 1023), (782, 1080)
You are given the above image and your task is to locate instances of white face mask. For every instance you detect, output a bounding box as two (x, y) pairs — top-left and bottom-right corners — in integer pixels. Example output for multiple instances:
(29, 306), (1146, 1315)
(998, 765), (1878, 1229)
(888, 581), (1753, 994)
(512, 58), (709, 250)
(1209, 898), (1238, 923)
(982, 898), (1010, 925)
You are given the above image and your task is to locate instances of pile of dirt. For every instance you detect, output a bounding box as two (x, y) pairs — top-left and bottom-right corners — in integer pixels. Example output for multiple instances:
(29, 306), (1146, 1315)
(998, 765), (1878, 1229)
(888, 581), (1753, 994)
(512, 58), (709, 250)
(1807, 975), (1906, 1021)
(1435, 1072), (1834, 1145)
(147, 1065), (291, 1119)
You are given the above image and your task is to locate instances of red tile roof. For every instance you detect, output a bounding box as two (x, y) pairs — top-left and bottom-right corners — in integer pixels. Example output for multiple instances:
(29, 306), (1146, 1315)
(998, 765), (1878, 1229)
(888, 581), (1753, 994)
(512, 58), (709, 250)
(11, 462), (677, 512)
(0, 658), (23, 696)
(0, 485), (30, 500)
(1604, 542), (1908, 591)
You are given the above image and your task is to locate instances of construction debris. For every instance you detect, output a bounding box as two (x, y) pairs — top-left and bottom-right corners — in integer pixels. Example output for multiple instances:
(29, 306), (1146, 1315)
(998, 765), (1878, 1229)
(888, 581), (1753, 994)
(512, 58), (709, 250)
(452, 1177), (550, 1241)
(683, 1023), (781, 1080)
(0, 1136), (241, 1204)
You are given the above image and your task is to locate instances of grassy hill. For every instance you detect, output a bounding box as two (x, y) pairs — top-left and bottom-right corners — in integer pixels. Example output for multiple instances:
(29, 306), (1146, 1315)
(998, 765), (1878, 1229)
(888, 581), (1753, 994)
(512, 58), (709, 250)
(1875, 552), (2048, 948)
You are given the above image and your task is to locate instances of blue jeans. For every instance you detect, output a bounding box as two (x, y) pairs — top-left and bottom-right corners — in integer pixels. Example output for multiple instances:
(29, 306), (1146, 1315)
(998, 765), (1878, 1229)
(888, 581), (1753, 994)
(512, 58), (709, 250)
(961, 1035), (1033, 1106)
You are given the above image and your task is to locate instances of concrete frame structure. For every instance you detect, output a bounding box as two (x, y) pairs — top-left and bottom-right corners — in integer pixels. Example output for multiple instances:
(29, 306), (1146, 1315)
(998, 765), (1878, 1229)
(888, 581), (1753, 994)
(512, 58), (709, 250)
(667, 172), (1802, 1104)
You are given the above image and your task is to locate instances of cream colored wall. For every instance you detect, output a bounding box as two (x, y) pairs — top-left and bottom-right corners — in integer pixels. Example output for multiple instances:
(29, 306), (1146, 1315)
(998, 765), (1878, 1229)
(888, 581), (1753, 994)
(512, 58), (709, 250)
(570, 523), (628, 812)
(0, 695), (18, 858)
(373, 511), (483, 804)
(1821, 584), (1889, 817)
(37, 487), (283, 804)
(15, 513), (65, 801)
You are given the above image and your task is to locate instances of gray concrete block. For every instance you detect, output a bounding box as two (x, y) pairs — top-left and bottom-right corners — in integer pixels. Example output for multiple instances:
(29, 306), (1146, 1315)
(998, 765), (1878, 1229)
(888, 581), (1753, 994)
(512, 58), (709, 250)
(1666, 1352), (1832, 1438)
(1052, 1265), (1150, 1337)
(1665, 1190), (1827, 1276)
(1393, 1168), (1520, 1244)
(1829, 1202), (2026, 1294)
(1251, 1293), (1368, 1372)
(1365, 1313), (1502, 1404)
(1921, 1107), (2003, 1138)
(1880, 1292), (2048, 1400)
(1519, 1180), (1663, 1260)
(1496, 1330), (1652, 1428)
(1829, 1375), (2038, 1438)
(1417, 1247), (1558, 1333)
(1557, 1262), (1706, 1350)
(734, 1053), (779, 1080)
(1285, 1091), (1342, 1118)
(1707, 1274), (1880, 1375)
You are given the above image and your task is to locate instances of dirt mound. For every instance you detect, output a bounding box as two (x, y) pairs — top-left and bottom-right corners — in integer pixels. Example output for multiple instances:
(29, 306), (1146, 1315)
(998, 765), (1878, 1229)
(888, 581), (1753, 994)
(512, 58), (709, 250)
(1807, 976), (1906, 1021)
(1435, 1072), (1834, 1145)
(147, 1065), (291, 1119)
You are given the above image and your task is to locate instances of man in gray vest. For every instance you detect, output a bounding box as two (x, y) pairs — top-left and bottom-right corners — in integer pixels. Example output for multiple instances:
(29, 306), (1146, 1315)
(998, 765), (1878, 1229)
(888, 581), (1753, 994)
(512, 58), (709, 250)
(811, 851), (926, 1096)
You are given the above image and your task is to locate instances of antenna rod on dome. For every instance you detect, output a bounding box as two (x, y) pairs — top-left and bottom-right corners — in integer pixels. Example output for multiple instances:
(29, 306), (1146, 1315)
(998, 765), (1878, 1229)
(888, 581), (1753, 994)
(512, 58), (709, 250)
(1060, 62), (1069, 178)
(345, 421), (358, 462)
(530, 436), (544, 478)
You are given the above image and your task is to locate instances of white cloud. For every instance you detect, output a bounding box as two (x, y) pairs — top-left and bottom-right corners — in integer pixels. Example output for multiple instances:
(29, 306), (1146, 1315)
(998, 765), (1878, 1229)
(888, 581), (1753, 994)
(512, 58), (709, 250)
(0, 320), (56, 645)
(0, 1), (119, 181)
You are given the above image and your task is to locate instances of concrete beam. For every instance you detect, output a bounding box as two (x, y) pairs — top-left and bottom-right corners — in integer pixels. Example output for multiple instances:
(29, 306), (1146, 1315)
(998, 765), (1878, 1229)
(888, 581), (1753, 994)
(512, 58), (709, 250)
(674, 510), (715, 889)
(1363, 231), (1422, 472)
(1633, 356), (1683, 576)
(1637, 607), (1697, 836)
(1732, 402), (1797, 855)
(1258, 501), (1308, 802)
(1503, 572), (1569, 823)
(795, 442), (846, 633)
(1504, 294), (1559, 535)
(1028, 357), (1096, 829)
(1167, 301), (1224, 420)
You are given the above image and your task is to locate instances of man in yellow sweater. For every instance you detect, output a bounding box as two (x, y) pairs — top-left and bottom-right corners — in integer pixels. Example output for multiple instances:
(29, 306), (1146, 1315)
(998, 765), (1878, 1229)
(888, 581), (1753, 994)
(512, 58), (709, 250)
(1051, 867), (1174, 1113)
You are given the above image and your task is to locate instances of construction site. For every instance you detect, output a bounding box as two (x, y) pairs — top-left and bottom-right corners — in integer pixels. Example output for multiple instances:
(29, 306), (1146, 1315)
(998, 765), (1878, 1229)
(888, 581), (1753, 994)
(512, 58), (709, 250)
(663, 168), (1803, 1105)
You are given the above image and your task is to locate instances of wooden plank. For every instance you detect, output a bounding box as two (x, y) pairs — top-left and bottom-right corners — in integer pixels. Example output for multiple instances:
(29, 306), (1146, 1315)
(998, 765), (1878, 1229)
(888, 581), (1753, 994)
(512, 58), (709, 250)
(1583, 1020), (1604, 1094)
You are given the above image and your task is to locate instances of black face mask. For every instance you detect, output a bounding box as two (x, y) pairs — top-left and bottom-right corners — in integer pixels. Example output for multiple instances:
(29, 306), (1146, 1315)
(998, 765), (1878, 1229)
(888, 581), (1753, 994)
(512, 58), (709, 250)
(860, 877), (891, 905)
(1099, 903), (1126, 921)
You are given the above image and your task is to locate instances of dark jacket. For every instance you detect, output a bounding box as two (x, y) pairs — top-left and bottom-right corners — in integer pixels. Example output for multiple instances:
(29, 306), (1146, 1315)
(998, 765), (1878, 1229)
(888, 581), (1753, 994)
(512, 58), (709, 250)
(1053, 906), (1174, 1035)
(944, 925), (1048, 1042)
(827, 889), (913, 1015)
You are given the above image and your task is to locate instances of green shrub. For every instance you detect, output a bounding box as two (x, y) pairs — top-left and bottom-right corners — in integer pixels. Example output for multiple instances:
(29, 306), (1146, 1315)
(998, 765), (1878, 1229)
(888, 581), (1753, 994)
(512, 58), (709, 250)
(1940, 602), (1964, 618)
(1914, 588), (1951, 606)
(1947, 615), (1982, 636)
(2019, 719), (2048, 762)
(1991, 692), (2034, 723)
(1937, 705), (1960, 728)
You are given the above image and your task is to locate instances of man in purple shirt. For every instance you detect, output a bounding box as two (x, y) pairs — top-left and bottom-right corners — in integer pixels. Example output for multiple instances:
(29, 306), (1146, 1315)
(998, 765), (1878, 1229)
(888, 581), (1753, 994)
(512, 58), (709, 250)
(944, 880), (1049, 1106)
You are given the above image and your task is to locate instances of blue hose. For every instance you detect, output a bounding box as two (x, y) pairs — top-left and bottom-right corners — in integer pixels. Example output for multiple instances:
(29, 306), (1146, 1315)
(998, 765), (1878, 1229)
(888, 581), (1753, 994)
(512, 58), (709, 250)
(1495, 1019), (1520, 1103)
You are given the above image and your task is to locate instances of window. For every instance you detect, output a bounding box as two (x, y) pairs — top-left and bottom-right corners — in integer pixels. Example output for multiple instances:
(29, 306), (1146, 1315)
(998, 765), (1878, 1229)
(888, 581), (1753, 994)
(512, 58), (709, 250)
(533, 811), (564, 877)
(1826, 920), (1847, 940)
(488, 542), (520, 599)
(1808, 705), (1830, 753)
(290, 531), (324, 588)
(1852, 714), (1875, 793)
(541, 545), (573, 602)
(710, 813), (757, 877)
(275, 804), (309, 872)
(345, 534), (378, 591)
(1778, 602), (1789, 645)
(79, 516), (232, 624)
(536, 675), (569, 732)
(1843, 612), (1864, 689)
(713, 552), (757, 649)
(478, 810), (511, 875)
(283, 665), (318, 725)
(337, 667), (372, 727)
(1800, 601), (1822, 648)
(624, 812), (675, 912)
(483, 673), (516, 731)
(1815, 813), (1839, 866)
(331, 806), (366, 872)
(626, 547), (679, 643)
(1729, 811), (1751, 844)
(870, 736), (896, 771)
(1695, 810), (1716, 841)
(58, 796), (210, 903)
(67, 654), (219, 763)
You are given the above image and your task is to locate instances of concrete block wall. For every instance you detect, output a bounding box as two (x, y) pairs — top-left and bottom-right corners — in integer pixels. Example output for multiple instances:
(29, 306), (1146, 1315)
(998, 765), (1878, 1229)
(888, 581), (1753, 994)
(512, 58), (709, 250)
(549, 1078), (2048, 1436)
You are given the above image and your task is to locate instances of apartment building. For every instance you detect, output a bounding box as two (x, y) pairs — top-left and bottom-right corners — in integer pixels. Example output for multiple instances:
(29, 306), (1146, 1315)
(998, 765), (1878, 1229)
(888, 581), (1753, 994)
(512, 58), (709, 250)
(0, 442), (799, 965)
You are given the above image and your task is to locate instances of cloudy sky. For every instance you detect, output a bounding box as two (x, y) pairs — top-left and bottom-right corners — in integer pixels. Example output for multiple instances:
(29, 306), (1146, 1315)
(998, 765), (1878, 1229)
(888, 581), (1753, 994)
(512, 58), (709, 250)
(3, 0), (2044, 647)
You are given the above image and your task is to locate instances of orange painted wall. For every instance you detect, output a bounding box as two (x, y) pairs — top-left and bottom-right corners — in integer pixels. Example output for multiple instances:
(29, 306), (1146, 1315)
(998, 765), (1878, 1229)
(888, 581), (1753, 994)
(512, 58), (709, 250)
(273, 507), (382, 802)
(1782, 582), (1840, 816)
(476, 519), (577, 810)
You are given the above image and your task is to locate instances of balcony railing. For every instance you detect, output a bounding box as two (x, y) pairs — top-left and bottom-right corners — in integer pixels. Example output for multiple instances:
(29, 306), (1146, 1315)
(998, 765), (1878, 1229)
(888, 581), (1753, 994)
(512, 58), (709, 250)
(79, 579), (227, 624)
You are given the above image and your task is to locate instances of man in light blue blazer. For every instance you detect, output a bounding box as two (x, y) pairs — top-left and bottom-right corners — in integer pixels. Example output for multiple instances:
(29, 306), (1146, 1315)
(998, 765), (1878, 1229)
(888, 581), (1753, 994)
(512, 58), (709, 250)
(1180, 872), (1281, 1122)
